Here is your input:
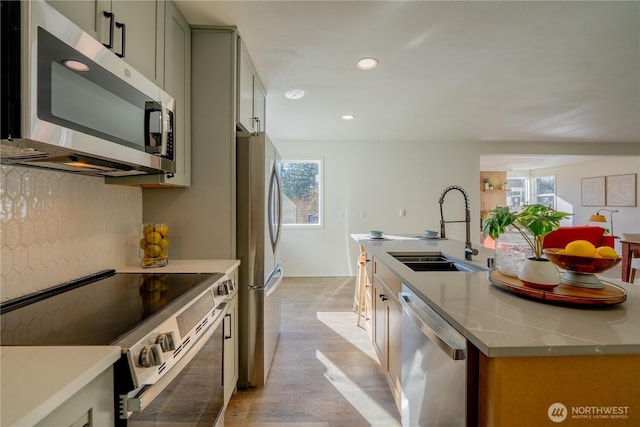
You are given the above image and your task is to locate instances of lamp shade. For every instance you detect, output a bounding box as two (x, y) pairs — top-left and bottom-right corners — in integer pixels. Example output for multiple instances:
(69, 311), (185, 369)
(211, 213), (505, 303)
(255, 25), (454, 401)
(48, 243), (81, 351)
(589, 214), (607, 222)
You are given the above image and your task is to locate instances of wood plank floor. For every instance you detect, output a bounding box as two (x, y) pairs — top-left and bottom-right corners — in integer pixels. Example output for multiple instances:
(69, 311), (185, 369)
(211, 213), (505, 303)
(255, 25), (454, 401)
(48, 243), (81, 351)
(224, 277), (401, 427)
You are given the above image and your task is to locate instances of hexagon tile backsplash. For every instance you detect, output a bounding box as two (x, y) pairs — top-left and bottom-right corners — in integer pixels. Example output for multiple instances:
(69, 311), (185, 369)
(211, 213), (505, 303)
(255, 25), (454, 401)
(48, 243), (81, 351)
(1, 165), (142, 302)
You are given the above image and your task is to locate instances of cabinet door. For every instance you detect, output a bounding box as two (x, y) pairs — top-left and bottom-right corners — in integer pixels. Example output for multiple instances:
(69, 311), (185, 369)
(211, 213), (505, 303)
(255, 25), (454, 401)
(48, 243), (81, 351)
(223, 271), (239, 406)
(45, 0), (100, 38)
(162, 0), (191, 186)
(372, 279), (387, 366)
(238, 43), (255, 132)
(108, 0), (164, 85)
(35, 366), (115, 426)
(387, 296), (402, 408)
(253, 77), (266, 132)
(46, 1), (162, 85)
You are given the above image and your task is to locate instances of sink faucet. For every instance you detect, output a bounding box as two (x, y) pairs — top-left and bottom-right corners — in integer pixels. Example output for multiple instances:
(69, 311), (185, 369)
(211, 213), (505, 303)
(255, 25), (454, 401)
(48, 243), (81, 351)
(438, 185), (478, 261)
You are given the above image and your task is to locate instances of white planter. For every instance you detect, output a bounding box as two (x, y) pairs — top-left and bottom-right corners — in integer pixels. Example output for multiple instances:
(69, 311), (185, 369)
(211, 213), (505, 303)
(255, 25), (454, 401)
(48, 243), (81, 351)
(518, 257), (560, 290)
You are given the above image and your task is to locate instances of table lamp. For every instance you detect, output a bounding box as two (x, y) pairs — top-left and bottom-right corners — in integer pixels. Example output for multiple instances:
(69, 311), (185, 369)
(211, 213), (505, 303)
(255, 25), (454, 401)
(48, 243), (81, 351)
(589, 208), (618, 237)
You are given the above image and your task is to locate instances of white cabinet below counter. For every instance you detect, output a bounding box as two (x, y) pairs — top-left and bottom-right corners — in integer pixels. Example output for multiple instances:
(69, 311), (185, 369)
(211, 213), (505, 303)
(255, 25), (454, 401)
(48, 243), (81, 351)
(1, 346), (120, 427)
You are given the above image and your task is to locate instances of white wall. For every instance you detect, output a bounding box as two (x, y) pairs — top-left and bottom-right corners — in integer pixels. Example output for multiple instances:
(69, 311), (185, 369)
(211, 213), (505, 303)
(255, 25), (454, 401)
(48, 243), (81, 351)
(276, 139), (482, 277)
(535, 157), (640, 253)
(275, 139), (640, 277)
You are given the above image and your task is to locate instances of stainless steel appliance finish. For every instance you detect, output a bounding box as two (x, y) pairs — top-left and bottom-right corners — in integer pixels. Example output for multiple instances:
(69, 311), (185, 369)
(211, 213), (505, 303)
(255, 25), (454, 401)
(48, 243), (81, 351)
(400, 284), (467, 426)
(237, 131), (283, 387)
(0, 0), (176, 177)
(0, 270), (236, 426)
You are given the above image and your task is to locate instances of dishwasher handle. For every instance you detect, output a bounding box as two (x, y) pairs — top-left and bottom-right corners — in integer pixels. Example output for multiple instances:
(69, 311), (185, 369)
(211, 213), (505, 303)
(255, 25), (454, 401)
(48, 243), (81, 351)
(400, 292), (466, 361)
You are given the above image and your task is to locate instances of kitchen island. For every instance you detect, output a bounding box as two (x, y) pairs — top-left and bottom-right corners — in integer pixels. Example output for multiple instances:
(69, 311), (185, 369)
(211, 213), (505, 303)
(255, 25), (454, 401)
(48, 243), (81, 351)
(354, 234), (640, 426)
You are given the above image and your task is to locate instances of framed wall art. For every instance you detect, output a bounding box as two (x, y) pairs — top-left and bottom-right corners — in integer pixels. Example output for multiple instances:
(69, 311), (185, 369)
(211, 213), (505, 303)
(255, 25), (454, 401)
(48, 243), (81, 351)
(581, 176), (605, 206)
(606, 174), (637, 207)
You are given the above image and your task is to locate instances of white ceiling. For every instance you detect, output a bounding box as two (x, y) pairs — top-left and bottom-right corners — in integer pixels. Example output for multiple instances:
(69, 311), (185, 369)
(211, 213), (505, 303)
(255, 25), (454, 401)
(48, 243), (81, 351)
(174, 0), (640, 170)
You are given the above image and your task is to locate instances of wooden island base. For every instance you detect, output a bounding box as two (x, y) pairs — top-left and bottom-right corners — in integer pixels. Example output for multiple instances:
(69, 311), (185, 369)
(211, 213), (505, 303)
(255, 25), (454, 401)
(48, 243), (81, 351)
(478, 353), (640, 426)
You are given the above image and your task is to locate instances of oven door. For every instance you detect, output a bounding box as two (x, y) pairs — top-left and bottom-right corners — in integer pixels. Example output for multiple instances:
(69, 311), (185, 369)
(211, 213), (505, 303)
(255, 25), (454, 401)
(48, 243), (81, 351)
(123, 304), (227, 427)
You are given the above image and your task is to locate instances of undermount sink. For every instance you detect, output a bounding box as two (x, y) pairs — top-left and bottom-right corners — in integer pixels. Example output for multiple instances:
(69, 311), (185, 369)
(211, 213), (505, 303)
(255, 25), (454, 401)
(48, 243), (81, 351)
(389, 252), (486, 272)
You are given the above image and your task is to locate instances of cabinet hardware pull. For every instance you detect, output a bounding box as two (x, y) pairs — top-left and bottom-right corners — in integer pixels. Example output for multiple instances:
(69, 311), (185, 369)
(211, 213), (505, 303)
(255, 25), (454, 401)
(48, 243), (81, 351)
(224, 313), (232, 340)
(102, 11), (114, 49)
(115, 21), (126, 58)
(379, 294), (387, 301)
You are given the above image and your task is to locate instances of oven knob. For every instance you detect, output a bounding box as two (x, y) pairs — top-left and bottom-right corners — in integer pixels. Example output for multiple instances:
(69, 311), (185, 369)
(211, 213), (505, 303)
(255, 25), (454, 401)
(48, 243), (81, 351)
(224, 279), (234, 292)
(156, 332), (176, 352)
(216, 283), (229, 296)
(139, 344), (163, 368)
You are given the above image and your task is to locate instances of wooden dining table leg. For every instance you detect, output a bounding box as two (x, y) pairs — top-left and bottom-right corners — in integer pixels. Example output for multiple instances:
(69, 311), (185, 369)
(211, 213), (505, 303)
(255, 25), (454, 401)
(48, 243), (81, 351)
(621, 241), (632, 282)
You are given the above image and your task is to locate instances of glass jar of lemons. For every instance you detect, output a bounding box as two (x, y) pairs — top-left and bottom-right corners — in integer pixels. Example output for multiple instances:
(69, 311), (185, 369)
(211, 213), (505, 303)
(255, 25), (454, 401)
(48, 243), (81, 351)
(140, 223), (169, 267)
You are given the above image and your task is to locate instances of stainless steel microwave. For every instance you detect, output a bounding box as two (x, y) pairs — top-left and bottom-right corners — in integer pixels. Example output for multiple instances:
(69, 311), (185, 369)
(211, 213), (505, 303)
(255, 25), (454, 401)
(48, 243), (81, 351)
(0, 0), (176, 177)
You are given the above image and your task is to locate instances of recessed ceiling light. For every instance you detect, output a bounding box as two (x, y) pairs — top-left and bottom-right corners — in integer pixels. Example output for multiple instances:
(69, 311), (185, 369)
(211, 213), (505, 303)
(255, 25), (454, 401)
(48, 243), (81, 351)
(342, 115), (355, 120)
(357, 57), (379, 70)
(62, 59), (90, 72)
(285, 89), (305, 100)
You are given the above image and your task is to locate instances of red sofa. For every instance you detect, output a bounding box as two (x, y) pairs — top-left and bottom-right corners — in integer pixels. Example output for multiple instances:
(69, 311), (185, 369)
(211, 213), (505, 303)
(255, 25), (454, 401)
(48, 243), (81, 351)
(483, 226), (614, 249)
(543, 226), (614, 249)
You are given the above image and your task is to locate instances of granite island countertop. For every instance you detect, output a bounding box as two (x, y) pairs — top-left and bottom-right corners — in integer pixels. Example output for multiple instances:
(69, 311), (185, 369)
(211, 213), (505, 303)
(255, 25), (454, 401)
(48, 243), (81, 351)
(353, 234), (640, 357)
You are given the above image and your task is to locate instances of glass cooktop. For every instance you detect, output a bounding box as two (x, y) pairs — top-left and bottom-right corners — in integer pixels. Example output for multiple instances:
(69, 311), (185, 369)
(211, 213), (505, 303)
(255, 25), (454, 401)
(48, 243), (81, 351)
(0, 272), (220, 346)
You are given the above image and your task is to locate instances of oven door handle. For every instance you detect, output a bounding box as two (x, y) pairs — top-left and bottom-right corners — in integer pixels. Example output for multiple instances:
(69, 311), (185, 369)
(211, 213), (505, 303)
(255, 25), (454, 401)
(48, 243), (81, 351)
(121, 302), (229, 416)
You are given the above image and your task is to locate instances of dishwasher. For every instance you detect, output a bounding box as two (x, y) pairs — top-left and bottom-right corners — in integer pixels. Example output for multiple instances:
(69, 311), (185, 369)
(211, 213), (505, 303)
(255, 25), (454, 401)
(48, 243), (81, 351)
(400, 283), (474, 427)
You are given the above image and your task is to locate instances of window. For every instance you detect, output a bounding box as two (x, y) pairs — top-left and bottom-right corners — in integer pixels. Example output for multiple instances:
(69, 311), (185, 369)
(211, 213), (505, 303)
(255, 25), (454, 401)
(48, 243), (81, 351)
(279, 159), (322, 227)
(506, 176), (556, 211)
(533, 176), (556, 208)
(506, 178), (528, 211)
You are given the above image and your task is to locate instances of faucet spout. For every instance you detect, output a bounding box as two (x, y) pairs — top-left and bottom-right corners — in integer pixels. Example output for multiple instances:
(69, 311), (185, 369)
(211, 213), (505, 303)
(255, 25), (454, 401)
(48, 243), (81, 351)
(438, 186), (477, 261)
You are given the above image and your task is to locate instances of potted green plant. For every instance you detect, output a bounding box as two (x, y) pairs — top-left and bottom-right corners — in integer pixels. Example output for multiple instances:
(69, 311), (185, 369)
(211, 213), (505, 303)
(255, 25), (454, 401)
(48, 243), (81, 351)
(483, 177), (490, 190)
(482, 204), (572, 288)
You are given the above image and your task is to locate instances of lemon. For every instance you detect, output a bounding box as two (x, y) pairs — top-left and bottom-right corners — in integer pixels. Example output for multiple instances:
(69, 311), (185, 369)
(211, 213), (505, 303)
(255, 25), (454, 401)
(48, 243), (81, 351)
(155, 224), (169, 237)
(146, 231), (162, 244)
(143, 225), (154, 236)
(159, 237), (170, 250)
(596, 246), (618, 259)
(139, 238), (147, 250)
(145, 244), (162, 258)
(565, 240), (597, 257)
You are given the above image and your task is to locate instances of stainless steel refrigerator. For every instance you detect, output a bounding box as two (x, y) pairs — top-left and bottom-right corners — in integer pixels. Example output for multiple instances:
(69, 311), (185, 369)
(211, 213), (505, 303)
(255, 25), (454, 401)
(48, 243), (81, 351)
(236, 131), (283, 388)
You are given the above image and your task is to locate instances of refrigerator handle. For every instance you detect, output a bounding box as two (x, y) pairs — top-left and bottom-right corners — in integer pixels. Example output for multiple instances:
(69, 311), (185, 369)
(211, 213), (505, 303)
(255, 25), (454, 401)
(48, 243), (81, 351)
(265, 264), (284, 298)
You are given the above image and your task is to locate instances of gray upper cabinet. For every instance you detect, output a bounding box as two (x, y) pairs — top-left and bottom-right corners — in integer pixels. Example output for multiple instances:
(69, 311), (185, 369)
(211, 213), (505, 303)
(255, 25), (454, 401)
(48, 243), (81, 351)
(106, 1), (191, 188)
(46, 0), (164, 86)
(237, 38), (266, 133)
(160, 1), (191, 187)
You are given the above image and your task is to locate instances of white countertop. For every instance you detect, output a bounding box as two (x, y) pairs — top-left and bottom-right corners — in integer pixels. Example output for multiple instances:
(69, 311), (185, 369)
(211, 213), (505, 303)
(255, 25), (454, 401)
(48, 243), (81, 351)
(117, 258), (240, 275)
(354, 234), (640, 357)
(1, 346), (121, 426)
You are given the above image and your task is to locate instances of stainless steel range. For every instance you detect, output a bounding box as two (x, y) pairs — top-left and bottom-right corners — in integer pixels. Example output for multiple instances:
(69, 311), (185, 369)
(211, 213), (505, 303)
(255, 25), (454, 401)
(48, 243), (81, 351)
(0, 269), (236, 426)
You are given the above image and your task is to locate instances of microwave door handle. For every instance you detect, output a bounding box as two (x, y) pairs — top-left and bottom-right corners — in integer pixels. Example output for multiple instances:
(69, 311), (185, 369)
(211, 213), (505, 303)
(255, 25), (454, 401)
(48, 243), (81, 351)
(160, 102), (168, 157)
